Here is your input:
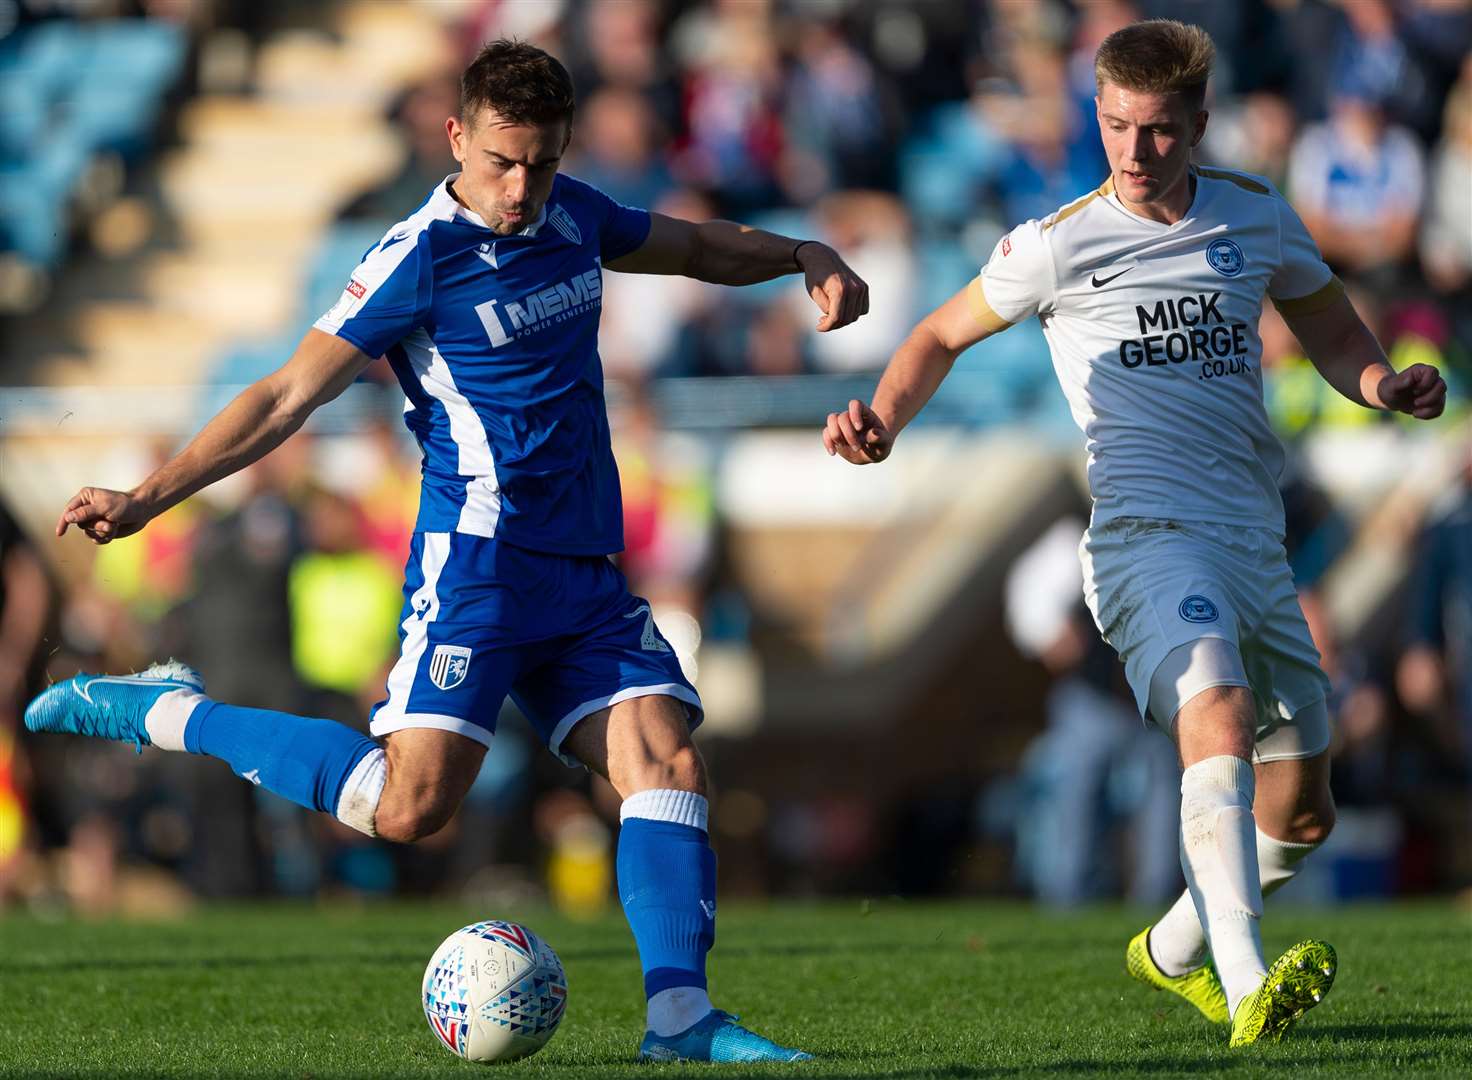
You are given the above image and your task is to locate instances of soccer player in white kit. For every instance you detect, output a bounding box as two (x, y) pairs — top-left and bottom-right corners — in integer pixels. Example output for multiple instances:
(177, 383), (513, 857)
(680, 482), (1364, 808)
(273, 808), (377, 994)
(824, 20), (1446, 1046)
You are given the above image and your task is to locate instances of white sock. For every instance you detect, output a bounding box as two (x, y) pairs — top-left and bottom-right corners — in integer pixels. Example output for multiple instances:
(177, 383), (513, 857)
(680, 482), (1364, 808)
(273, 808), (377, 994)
(620, 787), (709, 831)
(335, 748), (387, 837)
(1178, 755), (1265, 1016)
(142, 689), (209, 751)
(1150, 825), (1323, 976)
(647, 985), (714, 1037)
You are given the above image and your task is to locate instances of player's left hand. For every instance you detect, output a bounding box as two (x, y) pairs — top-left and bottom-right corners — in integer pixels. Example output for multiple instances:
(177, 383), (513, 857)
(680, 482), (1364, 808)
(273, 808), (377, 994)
(1378, 363), (1447, 420)
(797, 243), (869, 332)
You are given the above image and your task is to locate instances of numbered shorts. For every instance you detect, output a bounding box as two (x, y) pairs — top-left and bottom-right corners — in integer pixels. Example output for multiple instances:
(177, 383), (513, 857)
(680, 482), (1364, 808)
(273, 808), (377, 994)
(369, 532), (701, 766)
(1080, 517), (1331, 761)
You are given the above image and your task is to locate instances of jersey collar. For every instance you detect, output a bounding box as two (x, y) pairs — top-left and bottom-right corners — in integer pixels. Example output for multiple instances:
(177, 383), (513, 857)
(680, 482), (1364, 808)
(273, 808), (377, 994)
(437, 173), (549, 237)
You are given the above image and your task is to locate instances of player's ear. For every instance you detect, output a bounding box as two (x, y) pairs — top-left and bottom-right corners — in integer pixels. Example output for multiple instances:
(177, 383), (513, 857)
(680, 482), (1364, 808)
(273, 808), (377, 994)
(447, 115), (466, 164)
(1191, 110), (1208, 148)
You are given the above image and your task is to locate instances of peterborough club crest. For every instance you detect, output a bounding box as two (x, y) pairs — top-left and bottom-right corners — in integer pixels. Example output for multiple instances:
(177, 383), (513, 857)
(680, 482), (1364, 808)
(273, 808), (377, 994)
(429, 645), (472, 690)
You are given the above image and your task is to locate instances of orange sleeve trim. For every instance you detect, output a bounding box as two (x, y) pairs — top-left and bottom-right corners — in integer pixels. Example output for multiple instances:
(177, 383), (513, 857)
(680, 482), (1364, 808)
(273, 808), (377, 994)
(1271, 275), (1345, 316)
(967, 276), (1013, 333)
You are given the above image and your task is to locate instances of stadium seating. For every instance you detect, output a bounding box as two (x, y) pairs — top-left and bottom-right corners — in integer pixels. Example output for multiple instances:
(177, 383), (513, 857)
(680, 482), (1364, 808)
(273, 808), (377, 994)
(0, 19), (185, 272)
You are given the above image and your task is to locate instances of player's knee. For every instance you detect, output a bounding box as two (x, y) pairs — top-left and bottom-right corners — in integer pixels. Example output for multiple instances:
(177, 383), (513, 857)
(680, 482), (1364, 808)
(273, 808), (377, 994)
(1283, 801), (1335, 846)
(374, 793), (458, 844)
(623, 743), (706, 798)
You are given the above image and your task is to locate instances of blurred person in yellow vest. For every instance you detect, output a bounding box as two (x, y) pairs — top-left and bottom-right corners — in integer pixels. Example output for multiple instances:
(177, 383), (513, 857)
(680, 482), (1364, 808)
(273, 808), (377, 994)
(288, 488), (403, 708)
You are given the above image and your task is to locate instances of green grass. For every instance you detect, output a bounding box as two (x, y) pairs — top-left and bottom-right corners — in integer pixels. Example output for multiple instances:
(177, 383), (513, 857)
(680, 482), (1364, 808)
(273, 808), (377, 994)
(1, 900), (1468, 1078)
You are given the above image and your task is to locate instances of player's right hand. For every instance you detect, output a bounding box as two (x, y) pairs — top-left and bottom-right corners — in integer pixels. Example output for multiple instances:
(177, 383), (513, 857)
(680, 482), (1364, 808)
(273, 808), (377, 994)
(823, 399), (892, 464)
(56, 487), (154, 544)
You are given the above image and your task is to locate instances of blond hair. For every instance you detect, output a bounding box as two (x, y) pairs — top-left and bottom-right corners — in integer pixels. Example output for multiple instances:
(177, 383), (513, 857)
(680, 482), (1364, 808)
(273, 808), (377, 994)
(1095, 19), (1215, 111)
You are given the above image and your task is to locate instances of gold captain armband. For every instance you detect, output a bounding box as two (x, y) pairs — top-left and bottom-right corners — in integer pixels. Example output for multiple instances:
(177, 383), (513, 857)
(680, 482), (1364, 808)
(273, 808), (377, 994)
(966, 277), (1013, 333)
(1271, 275), (1345, 317)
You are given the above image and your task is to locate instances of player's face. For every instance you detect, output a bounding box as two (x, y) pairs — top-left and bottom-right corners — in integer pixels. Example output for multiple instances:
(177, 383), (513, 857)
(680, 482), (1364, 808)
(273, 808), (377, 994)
(447, 107), (570, 236)
(1096, 83), (1206, 219)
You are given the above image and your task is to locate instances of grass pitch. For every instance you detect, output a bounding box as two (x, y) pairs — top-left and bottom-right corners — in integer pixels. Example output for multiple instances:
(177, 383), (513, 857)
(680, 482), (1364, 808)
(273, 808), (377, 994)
(1, 900), (1468, 1078)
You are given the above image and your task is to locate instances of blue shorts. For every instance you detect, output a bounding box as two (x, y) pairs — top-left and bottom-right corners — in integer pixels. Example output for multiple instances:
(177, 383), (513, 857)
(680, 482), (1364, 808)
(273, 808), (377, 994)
(369, 532), (702, 766)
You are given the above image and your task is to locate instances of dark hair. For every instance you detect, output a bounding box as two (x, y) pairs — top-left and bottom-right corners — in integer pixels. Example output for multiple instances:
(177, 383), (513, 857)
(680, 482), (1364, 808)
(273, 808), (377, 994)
(460, 39), (576, 128)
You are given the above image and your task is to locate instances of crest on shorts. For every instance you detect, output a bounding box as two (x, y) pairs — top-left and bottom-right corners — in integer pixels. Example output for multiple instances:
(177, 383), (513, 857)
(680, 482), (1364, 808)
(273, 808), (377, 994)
(1205, 238), (1244, 277)
(429, 644), (472, 690)
(1179, 595), (1220, 623)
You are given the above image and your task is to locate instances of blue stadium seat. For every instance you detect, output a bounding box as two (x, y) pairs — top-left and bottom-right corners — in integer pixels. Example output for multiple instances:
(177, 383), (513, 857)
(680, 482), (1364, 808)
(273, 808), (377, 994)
(304, 223), (393, 325)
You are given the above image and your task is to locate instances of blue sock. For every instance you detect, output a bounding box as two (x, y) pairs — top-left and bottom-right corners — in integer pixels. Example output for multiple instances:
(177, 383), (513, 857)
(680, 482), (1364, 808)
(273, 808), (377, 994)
(183, 701), (378, 815)
(617, 816), (717, 997)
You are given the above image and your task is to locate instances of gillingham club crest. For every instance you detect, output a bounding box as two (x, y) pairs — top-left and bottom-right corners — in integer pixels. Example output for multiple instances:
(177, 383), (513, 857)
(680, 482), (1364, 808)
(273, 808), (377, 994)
(429, 645), (472, 690)
(1205, 238), (1244, 277)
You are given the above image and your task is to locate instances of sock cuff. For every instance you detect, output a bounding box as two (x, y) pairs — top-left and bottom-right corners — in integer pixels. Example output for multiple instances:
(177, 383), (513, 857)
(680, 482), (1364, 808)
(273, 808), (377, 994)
(335, 746), (387, 837)
(620, 788), (708, 832)
(1182, 754), (1254, 801)
(145, 689), (209, 752)
(1257, 826), (1319, 862)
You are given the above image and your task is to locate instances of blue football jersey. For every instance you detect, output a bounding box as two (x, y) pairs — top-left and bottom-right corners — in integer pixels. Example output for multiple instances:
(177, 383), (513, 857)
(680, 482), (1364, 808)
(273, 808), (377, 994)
(314, 173), (651, 555)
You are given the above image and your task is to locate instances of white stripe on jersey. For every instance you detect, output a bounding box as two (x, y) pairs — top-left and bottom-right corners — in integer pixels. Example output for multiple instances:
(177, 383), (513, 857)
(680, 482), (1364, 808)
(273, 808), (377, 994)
(400, 329), (503, 537)
(381, 532), (451, 716)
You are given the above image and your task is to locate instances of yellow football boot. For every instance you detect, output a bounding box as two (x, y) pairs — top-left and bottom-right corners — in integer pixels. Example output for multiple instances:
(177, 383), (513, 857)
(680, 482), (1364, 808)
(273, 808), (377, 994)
(1125, 926), (1230, 1025)
(1229, 939), (1337, 1047)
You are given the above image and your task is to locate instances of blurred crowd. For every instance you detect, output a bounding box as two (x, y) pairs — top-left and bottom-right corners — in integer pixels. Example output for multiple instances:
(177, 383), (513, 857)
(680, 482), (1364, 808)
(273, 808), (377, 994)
(2, 0), (1471, 913)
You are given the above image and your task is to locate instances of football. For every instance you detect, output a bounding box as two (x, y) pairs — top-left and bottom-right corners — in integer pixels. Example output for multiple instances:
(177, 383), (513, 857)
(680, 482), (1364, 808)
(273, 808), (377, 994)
(421, 920), (569, 1063)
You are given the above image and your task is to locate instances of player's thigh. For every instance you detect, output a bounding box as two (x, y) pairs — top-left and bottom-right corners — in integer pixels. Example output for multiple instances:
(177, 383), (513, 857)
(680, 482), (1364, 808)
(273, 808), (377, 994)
(509, 558), (704, 778)
(1253, 740), (1334, 844)
(561, 693), (707, 797)
(1083, 518), (1247, 722)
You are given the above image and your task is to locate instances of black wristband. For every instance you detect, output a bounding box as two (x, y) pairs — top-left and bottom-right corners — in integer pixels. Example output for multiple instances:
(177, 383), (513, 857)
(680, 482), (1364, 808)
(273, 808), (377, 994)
(792, 239), (817, 268)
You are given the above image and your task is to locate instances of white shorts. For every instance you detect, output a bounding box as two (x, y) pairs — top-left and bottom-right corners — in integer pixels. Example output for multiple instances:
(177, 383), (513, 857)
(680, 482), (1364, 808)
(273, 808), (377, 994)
(1080, 517), (1331, 759)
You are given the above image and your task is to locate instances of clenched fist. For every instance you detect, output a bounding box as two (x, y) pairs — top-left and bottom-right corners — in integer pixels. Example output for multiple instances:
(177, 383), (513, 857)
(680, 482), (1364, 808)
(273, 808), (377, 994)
(823, 399), (892, 464)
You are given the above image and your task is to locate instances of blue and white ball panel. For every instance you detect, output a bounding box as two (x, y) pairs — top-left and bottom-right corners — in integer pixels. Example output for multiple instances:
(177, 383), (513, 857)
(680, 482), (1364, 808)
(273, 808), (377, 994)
(370, 532), (701, 764)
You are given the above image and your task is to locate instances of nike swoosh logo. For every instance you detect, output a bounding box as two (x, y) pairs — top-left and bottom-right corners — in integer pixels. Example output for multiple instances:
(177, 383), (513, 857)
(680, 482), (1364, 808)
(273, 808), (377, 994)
(74, 675), (197, 705)
(379, 231), (411, 251)
(1091, 266), (1134, 287)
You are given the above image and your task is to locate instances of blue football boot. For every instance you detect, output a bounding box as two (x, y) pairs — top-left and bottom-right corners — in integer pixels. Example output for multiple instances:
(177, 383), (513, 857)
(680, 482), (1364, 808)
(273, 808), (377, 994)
(24, 662), (205, 750)
(638, 1010), (812, 1063)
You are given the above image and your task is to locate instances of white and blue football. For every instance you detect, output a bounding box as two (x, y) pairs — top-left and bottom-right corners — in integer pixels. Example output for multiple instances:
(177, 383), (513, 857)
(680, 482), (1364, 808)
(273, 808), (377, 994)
(422, 920), (568, 1063)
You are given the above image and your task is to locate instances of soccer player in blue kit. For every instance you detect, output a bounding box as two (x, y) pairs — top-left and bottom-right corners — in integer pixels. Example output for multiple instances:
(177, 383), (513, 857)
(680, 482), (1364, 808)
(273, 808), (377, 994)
(26, 40), (867, 1063)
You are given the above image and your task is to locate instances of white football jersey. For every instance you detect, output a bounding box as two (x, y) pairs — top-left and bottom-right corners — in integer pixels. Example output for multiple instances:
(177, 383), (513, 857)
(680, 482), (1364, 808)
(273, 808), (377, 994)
(971, 166), (1342, 533)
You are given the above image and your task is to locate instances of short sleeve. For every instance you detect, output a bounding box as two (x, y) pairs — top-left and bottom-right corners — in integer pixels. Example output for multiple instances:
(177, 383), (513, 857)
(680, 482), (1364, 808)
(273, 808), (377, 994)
(1269, 193), (1342, 316)
(314, 228), (432, 357)
(589, 186), (651, 261)
(971, 219), (1053, 330)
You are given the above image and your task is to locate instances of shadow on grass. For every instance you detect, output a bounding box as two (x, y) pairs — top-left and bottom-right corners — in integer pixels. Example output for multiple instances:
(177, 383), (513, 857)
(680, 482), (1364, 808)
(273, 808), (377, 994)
(0, 938), (966, 977)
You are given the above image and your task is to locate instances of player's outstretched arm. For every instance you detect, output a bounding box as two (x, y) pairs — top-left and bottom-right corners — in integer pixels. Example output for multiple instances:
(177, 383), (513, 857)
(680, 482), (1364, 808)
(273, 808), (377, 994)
(58, 330), (375, 545)
(1285, 293), (1446, 420)
(606, 213), (868, 332)
(824, 283), (1000, 464)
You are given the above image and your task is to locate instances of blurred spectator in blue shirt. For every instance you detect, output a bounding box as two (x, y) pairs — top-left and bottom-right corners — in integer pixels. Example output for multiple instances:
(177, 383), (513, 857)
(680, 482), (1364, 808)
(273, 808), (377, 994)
(1289, 85), (1424, 278)
(568, 85), (676, 210)
(781, 15), (893, 198)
